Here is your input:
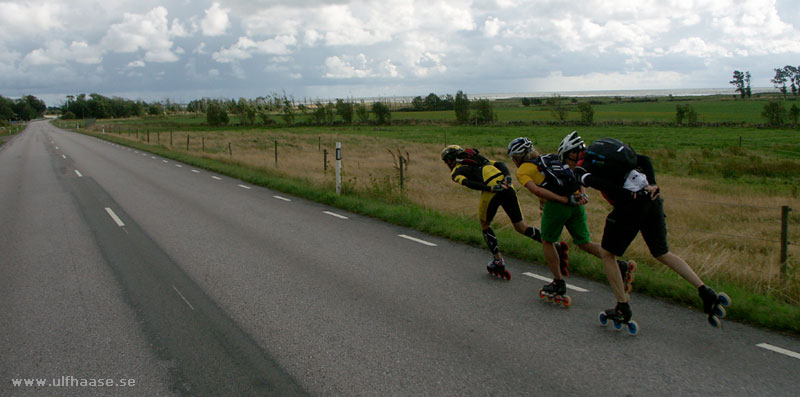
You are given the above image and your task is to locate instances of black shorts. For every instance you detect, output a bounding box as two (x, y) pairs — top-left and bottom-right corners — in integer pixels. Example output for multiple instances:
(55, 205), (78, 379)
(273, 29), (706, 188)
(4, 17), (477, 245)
(601, 197), (669, 258)
(480, 188), (524, 224)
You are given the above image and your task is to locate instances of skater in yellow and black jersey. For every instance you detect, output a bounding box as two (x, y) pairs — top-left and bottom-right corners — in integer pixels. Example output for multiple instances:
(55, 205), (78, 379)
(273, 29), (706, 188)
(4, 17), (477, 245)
(441, 145), (567, 279)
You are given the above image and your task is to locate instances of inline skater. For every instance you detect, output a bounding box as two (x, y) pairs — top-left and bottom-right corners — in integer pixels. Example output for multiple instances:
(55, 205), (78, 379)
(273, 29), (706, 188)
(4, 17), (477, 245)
(559, 132), (731, 330)
(507, 137), (627, 307)
(441, 145), (568, 280)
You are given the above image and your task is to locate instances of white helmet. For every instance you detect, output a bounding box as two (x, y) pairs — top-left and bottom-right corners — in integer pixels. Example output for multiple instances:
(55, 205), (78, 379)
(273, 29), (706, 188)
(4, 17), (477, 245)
(507, 137), (532, 157)
(557, 131), (585, 161)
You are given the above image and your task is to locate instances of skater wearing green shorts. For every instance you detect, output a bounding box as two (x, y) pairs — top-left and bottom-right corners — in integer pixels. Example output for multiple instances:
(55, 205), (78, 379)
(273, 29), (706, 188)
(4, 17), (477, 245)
(507, 137), (617, 303)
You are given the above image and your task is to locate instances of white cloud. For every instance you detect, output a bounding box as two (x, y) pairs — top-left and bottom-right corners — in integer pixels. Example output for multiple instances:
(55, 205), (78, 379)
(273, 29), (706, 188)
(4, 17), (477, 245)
(127, 60), (146, 68)
(324, 55), (372, 79)
(201, 2), (231, 36)
(212, 35), (297, 63)
(323, 54), (401, 79)
(22, 40), (102, 66)
(100, 7), (180, 62)
(669, 37), (732, 58)
(0, 2), (66, 39)
(483, 17), (503, 38)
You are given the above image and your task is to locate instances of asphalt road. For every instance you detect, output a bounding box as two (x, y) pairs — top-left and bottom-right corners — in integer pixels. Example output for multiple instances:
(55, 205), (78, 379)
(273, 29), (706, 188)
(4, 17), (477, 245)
(2, 120), (799, 396)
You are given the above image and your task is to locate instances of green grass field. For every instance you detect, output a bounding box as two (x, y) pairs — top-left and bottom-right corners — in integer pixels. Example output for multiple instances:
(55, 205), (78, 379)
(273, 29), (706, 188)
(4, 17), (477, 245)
(58, 95), (800, 333)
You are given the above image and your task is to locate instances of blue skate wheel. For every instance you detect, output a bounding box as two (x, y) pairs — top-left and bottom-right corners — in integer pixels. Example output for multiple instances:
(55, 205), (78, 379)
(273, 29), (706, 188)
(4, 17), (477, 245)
(718, 292), (731, 307)
(713, 306), (726, 319)
(707, 315), (722, 328)
(598, 312), (608, 326)
(627, 321), (639, 336)
(613, 320), (623, 331)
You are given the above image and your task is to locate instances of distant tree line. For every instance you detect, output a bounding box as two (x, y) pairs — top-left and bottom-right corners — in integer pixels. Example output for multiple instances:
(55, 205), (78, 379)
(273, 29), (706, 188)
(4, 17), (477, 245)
(59, 94), (181, 119)
(0, 95), (47, 124)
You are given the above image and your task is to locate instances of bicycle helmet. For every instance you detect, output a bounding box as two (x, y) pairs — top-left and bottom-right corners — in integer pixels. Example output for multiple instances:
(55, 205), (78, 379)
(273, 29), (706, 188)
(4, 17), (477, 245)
(557, 131), (585, 161)
(507, 137), (532, 157)
(441, 145), (463, 161)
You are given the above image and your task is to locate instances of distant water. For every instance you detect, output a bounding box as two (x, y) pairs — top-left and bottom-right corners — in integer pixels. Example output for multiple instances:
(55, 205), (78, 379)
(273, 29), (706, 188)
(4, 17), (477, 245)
(360, 87), (778, 103)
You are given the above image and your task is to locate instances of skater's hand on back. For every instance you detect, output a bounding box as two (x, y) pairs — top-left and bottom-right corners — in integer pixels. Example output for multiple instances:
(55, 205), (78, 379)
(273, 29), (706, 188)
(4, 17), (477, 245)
(644, 185), (660, 199)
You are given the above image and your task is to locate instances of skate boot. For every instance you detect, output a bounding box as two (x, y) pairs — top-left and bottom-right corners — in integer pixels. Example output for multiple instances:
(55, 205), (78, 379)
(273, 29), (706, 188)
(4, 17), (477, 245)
(617, 260), (637, 293)
(538, 279), (571, 307)
(598, 302), (639, 335)
(487, 258), (511, 280)
(698, 285), (732, 328)
(555, 242), (570, 277)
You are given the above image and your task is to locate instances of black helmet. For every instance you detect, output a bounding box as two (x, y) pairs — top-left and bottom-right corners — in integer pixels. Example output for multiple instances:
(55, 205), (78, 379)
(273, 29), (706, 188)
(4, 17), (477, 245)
(441, 145), (463, 161)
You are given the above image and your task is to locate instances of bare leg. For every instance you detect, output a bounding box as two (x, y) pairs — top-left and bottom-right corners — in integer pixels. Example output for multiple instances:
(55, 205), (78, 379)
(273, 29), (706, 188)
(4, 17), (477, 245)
(656, 252), (703, 288)
(578, 241), (604, 259)
(601, 249), (628, 302)
(543, 241), (563, 279)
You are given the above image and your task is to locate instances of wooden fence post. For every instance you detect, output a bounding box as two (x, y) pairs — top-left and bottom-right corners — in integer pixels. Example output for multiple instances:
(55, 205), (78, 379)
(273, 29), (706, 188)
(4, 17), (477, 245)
(781, 205), (792, 277)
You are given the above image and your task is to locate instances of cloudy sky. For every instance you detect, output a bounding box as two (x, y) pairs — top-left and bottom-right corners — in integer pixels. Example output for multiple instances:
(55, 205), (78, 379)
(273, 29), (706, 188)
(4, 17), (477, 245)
(2, 0), (799, 106)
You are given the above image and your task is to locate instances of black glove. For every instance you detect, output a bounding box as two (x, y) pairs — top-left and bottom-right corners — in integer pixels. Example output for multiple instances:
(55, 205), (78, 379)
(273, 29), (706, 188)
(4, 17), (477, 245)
(491, 183), (506, 193)
(504, 176), (513, 186)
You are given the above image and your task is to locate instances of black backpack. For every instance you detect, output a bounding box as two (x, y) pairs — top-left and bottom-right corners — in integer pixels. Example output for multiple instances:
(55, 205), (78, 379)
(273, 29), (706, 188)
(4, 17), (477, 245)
(582, 138), (638, 184)
(532, 154), (581, 196)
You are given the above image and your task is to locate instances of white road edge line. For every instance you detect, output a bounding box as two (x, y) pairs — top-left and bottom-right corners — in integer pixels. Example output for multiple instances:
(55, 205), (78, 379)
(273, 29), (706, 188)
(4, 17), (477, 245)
(323, 211), (349, 220)
(211, 176), (222, 180)
(62, 155), (66, 159)
(104, 207), (125, 227)
(238, 184), (251, 189)
(757, 343), (800, 360)
(273, 195), (291, 202)
(162, 160), (168, 163)
(175, 164), (183, 168)
(74, 170), (83, 177)
(172, 285), (195, 311)
(192, 169), (200, 173)
(398, 234), (437, 247)
(522, 272), (589, 292)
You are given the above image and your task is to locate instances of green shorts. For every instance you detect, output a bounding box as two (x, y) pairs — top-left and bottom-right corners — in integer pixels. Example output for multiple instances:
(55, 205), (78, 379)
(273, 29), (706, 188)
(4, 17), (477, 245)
(540, 201), (591, 245)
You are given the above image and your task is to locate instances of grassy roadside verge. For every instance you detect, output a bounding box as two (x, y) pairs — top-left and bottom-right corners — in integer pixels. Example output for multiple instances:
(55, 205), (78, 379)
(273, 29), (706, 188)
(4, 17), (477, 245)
(75, 127), (800, 335)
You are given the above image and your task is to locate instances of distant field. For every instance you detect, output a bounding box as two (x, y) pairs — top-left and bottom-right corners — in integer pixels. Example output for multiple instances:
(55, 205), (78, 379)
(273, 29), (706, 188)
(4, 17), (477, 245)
(61, 108), (800, 332)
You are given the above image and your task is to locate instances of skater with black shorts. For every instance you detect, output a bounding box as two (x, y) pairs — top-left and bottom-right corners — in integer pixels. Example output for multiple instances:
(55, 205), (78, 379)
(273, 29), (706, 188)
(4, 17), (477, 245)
(507, 137), (629, 307)
(441, 145), (560, 280)
(559, 132), (731, 332)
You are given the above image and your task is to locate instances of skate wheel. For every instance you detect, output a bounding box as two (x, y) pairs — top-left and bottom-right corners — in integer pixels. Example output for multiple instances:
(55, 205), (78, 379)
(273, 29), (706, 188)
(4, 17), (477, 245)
(713, 306), (726, 319)
(718, 292), (731, 307)
(598, 312), (608, 326)
(538, 290), (546, 300)
(627, 320), (639, 336)
(628, 261), (636, 272)
(624, 284), (633, 294)
(613, 320), (623, 331)
(503, 270), (511, 280)
(627, 273), (636, 283)
(563, 296), (572, 308)
(546, 295), (554, 302)
(707, 315), (722, 328)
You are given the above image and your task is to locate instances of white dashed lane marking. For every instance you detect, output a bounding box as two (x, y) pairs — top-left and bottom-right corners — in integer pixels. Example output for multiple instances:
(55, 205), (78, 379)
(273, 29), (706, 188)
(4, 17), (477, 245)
(238, 184), (251, 190)
(522, 272), (589, 292)
(211, 176), (222, 180)
(192, 170), (200, 173)
(74, 170), (83, 177)
(323, 211), (349, 220)
(273, 196), (292, 202)
(398, 234), (437, 247)
(104, 207), (125, 227)
(172, 285), (195, 311)
(757, 343), (800, 360)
